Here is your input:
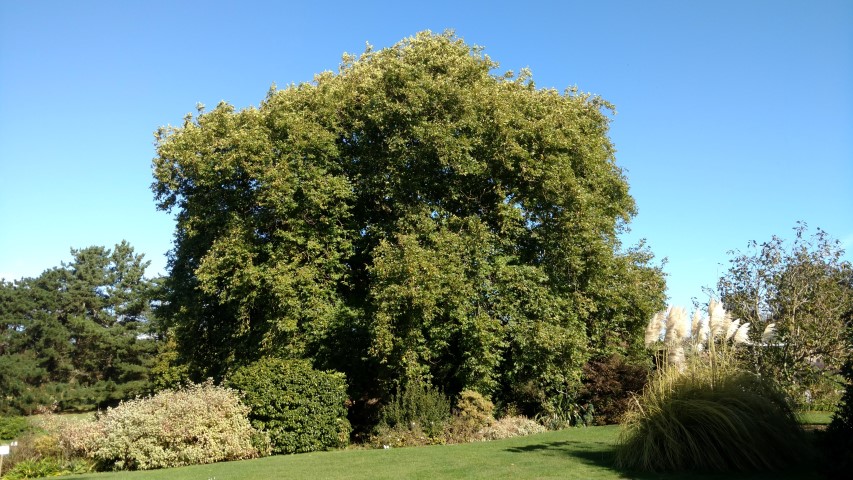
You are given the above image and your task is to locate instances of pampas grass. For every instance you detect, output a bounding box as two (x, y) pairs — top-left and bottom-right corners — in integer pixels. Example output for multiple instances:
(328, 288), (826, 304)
(615, 363), (805, 472)
(761, 323), (778, 343)
(616, 300), (806, 473)
(644, 312), (664, 347)
(664, 307), (688, 346)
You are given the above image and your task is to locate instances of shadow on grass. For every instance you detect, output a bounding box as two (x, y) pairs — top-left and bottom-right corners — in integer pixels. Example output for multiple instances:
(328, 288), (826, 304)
(503, 439), (822, 480)
(505, 439), (617, 471)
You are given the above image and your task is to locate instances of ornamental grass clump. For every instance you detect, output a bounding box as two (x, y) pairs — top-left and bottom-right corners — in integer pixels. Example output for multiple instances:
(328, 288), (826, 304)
(616, 300), (805, 473)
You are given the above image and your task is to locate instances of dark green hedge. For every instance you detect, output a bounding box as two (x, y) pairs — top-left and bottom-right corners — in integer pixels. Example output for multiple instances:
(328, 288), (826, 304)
(228, 358), (350, 454)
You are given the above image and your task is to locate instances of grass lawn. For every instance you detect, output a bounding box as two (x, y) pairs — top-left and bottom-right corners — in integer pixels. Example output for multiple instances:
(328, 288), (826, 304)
(60, 425), (822, 480)
(797, 410), (833, 425)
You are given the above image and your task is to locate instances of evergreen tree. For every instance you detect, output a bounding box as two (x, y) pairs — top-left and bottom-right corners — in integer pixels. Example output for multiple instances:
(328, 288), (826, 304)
(0, 242), (158, 413)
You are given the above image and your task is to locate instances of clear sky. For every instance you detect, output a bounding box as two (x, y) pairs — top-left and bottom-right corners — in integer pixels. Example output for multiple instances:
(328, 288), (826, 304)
(1, 0), (851, 310)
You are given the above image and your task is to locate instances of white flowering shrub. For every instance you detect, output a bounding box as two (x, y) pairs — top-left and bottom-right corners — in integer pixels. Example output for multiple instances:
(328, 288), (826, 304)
(61, 381), (267, 470)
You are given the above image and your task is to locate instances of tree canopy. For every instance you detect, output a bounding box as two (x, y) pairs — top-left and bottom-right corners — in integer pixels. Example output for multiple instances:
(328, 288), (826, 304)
(718, 223), (853, 399)
(0, 241), (158, 414)
(151, 31), (665, 414)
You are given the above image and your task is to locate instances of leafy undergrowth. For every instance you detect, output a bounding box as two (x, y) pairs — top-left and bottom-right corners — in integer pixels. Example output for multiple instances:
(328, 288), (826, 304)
(56, 426), (822, 480)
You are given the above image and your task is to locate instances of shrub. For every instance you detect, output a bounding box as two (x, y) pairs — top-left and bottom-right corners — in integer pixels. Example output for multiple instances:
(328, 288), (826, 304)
(535, 393), (594, 430)
(0, 427), (96, 480)
(2, 457), (63, 480)
(369, 424), (436, 448)
(228, 358), (351, 454)
(455, 390), (494, 427)
(0, 415), (30, 440)
(615, 302), (806, 473)
(444, 390), (495, 442)
(579, 354), (649, 425)
(62, 381), (263, 470)
(380, 381), (451, 438)
(477, 415), (546, 441)
(1, 457), (93, 480)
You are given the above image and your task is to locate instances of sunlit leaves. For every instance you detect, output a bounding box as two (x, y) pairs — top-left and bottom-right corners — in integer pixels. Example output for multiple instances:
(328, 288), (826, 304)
(151, 31), (665, 411)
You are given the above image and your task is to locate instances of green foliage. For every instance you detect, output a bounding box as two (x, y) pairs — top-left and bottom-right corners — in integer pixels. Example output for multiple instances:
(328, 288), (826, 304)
(535, 392), (594, 430)
(1, 457), (93, 479)
(151, 31), (666, 416)
(228, 358), (350, 454)
(718, 224), (853, 395)
(147, 333), (190, 391)
(60, 382), (263, 471)
(380, 381), (451, 439)
(579, 354), (649, 425)
(0, 415), (30, 440)
(0, 425), (96, 480)
(0, 242), (160, 415)
(455, 390), (494, 429)
(443, 390), (495, 442)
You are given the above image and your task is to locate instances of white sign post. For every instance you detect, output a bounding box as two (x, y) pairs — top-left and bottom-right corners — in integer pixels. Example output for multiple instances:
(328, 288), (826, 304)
(0, 444), (9, 476)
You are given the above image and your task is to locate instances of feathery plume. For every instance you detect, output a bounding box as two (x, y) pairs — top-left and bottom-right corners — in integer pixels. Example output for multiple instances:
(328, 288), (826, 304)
(690, 309), (703, 340)
(698, 322), (710, 346)
(761, 323), (777, 344)
(733, 322), (751, 345)
(667, 344), (686, 370)
(665, 306), (688, 346)
(645, 312), (664, 347)
(708, 299), (727, 339)
(725, 319), (741, 342)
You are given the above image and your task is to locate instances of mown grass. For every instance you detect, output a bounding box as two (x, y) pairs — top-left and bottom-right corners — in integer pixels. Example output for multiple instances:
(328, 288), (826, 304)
(58, 425), (822, 480)
(797, 410), (833, 425)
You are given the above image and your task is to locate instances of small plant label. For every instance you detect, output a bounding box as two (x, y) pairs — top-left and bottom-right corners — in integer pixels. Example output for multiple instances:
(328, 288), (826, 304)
(0, 445), (8, 455)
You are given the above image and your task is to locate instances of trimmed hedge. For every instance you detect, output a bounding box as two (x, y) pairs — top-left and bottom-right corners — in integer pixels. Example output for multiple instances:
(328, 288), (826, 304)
(228, 358), (351, 454)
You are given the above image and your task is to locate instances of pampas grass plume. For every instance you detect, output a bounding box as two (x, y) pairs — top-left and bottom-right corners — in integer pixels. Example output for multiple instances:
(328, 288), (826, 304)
(733, 322), (751, 345)
(761, 323), (777, 344)
(708, 299), (726, 339)
(698, 323), (710, 346)
(725, 319), (741, 342)
(690, 310), (703, 340)
(665, 307), (688, 346)
(668, 344), (686, 369)
(645, 312), (664, 347)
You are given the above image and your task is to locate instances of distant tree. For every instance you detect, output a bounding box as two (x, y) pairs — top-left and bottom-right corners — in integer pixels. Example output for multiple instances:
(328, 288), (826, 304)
(152, 31), (665, 414)
(718, 224), (853, 398)
(0, 241), (159, 413)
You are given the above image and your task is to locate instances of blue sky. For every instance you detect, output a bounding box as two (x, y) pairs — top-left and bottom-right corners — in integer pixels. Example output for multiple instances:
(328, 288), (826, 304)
(1, 0), (851, 310)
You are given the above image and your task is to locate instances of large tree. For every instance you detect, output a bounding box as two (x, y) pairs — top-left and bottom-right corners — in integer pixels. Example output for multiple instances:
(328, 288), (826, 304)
(718, 223), (853, 399)
(0, 242), (158, 414)
(152, 31), (665, 412)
